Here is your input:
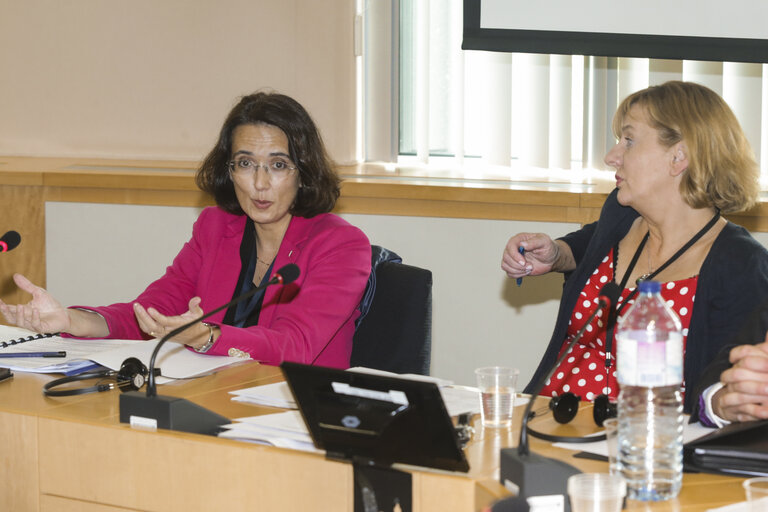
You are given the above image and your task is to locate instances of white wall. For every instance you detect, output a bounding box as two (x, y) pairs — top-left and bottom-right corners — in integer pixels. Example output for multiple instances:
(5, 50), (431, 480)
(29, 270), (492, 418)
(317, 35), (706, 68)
(46, 203), (202, 306)
(45, 202), (578, 388)
(0, 0), (357, 163)
(341, 213), (576, 387)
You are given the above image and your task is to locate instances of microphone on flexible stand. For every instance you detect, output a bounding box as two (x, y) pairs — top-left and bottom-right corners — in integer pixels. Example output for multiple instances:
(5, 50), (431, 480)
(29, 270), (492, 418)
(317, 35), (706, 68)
(119, 263), (300, 435)
(0, 231), (21, 253)
(499, 282), (621, 510)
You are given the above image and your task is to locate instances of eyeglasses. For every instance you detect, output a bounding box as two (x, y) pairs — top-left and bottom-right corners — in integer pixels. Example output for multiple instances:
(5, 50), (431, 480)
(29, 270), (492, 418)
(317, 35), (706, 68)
(228, 156), (297, 181)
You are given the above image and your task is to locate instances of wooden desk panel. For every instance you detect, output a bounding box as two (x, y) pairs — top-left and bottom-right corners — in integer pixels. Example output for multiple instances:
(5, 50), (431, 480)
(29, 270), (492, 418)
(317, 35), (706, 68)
(38, 418), (354, 512)
(0, 369), (102, 512)
(41, 495), (136, 512)
(521, 401), (746, 511)
(0, 411), (39, 512)
(0, 367), (752, 512)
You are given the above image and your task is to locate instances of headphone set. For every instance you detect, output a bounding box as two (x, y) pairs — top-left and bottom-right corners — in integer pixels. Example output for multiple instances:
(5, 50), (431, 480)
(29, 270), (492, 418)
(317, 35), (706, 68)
(527, 392), (617, 444)
(43, 357), (159, 397)
(521, 282), (622, 444)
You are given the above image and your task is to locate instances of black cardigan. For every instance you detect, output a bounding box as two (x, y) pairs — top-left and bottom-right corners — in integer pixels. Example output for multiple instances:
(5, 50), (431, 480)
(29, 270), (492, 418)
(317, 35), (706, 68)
(524, 189), (768, 413)
(690, 295), (768, 421)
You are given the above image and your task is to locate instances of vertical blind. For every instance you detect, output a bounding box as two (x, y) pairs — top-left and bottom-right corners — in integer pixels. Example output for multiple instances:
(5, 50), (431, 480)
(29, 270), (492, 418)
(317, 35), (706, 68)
(379, 0), (768, 180)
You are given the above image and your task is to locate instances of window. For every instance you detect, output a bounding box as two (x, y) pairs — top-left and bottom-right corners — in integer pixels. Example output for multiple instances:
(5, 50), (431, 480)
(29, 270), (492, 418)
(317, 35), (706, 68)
(361, 0), (768, 183)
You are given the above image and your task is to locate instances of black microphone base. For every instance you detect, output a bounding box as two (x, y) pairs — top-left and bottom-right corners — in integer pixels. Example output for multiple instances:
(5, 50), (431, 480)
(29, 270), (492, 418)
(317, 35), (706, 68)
(119, 391), (229, 436)
(500, 448), (581, 512)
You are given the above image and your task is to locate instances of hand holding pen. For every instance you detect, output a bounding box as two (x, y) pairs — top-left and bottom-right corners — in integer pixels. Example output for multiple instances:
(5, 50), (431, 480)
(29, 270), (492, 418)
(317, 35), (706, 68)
(502, 234), (535, 283)
(502, 232), (570, 282)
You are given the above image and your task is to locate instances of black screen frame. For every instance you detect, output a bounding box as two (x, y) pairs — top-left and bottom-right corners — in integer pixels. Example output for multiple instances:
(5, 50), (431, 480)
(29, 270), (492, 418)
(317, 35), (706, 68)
(462, 0), (768, 63)
(281, 362), (470, 473)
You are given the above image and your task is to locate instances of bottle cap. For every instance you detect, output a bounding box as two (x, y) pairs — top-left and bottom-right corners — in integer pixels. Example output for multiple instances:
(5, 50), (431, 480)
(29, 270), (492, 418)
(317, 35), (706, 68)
(638, 280), (661, 293)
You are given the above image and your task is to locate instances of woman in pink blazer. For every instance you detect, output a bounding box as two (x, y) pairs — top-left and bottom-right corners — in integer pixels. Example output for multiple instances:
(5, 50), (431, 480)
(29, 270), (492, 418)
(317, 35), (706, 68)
(0, 92), (371, 368)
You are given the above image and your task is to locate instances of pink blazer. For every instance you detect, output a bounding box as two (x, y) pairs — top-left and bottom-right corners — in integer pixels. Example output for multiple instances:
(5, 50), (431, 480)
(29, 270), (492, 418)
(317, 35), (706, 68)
(85, 207), (371, 368)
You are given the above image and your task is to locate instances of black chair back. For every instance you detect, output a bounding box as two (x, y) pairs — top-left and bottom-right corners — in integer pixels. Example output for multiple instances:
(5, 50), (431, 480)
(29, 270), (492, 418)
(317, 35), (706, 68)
(351, 260), (432, 375)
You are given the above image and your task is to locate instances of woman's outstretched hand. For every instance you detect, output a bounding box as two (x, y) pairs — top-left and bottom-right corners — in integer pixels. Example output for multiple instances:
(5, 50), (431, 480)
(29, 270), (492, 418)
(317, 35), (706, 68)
(133, 297), (212, 349)
(0, 273), (72, 333)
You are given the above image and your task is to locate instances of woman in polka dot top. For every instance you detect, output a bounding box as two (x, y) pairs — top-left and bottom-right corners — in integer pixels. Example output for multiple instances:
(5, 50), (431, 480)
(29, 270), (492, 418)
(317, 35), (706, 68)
(502, 81), (768, 415)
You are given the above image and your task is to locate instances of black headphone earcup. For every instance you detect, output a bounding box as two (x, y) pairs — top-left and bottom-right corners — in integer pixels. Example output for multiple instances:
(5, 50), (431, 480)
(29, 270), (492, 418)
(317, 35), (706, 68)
(116, 357), (149, 392)
(550, 392), (580, 424)
(593, 394), (617, 427)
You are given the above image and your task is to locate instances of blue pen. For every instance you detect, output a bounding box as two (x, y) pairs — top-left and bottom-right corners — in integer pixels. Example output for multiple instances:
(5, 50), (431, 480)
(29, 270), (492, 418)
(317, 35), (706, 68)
(0, 351), (67, 358)
(516, 246), (525, 286)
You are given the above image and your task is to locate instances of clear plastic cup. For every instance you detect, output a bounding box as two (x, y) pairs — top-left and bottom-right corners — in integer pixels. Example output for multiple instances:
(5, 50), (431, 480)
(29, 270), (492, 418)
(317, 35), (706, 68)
(567, 473), (626, 512)
(743, 477), (768, 511)
(474, 366), (518, 428)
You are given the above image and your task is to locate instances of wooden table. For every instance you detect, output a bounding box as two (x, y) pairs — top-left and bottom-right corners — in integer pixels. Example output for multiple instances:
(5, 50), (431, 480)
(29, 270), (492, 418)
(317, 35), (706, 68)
(0, 363), (747, 511)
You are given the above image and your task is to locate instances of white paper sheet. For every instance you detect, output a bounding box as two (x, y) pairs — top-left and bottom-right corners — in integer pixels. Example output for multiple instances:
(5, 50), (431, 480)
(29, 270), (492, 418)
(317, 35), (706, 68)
(554, 415), (713, 456)
(230, 381), (297, 409)
(219, 410), (321, 452)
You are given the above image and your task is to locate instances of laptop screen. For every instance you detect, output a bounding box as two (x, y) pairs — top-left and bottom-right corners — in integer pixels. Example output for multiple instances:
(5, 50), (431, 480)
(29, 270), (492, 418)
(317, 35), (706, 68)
(281, 362), (470, 473)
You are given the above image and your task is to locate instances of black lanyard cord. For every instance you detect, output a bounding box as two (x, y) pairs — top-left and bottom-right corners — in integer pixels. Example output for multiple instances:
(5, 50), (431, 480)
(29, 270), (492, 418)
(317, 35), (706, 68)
(603, 209), (721, 368)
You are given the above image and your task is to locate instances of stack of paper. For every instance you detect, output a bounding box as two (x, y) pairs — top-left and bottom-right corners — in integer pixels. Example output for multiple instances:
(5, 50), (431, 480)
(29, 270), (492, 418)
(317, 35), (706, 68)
(219, 411), (321, 453)
(230, 381), (297, 409)
(347, 366), (453, 386)
(222, 368), (532, 454)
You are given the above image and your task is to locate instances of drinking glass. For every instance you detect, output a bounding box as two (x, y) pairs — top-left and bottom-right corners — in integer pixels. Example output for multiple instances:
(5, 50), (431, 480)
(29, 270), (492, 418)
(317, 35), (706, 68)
(475, 366), (518, 428)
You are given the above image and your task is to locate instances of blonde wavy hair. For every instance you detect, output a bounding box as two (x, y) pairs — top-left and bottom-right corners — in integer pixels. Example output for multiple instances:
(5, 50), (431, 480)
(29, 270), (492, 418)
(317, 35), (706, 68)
(612, 81), (759, 214)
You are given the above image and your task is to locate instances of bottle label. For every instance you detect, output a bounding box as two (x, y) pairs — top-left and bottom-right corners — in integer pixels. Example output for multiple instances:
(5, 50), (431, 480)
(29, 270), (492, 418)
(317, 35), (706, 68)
(616, 330), (683, 386)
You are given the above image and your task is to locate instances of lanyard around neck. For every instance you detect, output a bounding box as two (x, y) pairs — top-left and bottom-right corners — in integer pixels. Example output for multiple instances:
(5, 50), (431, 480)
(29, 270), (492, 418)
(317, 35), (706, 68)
(618, 209), (720, 306)
(604, 209), (721, 366)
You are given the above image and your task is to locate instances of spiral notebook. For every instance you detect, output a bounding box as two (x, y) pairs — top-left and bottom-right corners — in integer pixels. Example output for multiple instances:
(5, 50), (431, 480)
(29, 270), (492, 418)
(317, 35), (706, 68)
(0, 325), (133, 374)
(0, 325), (243, 378)
(0, 329), (60, 348)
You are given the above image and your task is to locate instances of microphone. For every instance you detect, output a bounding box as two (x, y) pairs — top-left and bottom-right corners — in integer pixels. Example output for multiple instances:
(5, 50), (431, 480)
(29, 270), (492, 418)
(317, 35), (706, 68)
(119, 263), (300, 435)
(0, 231), (21, 253)
(499, 282), (620, 510)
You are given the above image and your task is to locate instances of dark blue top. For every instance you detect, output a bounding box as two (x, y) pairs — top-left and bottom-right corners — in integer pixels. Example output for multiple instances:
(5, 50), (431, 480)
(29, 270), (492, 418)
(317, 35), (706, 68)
(223, 220), (273, 328)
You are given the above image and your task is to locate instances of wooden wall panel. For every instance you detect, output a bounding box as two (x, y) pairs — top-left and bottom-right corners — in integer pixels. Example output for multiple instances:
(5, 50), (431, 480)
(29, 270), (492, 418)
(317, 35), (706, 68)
(0, 185), (45, 307)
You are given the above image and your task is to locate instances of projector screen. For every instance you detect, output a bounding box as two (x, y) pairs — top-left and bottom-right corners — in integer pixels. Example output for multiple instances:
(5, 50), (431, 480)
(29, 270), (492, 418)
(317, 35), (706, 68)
(463, 0), (768, 63)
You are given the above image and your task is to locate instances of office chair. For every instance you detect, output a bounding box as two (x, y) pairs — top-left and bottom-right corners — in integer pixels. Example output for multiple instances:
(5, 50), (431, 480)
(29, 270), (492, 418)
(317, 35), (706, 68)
(350, 258), (433, 375)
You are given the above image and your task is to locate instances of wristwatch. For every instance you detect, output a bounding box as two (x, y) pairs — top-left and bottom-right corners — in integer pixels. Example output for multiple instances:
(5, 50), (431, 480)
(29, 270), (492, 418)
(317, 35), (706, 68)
(195, 322), (217, 353)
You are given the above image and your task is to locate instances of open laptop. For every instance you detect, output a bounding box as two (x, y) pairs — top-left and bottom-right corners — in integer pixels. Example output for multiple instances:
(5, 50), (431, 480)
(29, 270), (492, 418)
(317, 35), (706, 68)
(281, 362), (470, 473)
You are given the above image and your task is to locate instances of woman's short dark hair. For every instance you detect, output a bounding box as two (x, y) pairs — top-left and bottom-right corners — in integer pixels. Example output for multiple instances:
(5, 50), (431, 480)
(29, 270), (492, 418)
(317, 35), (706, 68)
(196, 91), (340, 217)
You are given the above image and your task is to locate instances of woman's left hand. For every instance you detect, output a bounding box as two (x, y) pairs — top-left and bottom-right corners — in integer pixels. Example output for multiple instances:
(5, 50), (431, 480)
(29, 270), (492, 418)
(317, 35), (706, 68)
(132, 297), (210, 349)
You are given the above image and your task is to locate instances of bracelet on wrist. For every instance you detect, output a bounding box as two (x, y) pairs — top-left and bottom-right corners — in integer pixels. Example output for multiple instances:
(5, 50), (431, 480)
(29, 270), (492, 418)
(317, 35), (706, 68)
(194, 322), (217, 353)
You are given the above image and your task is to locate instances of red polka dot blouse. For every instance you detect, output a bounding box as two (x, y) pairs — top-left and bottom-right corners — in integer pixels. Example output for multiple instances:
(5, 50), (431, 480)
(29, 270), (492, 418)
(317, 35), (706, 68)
(539, 248), (697, 402)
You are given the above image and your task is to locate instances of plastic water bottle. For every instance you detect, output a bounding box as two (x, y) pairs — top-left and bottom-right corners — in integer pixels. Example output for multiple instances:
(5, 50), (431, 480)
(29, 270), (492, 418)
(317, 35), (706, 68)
(615, 280), (684, 501)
